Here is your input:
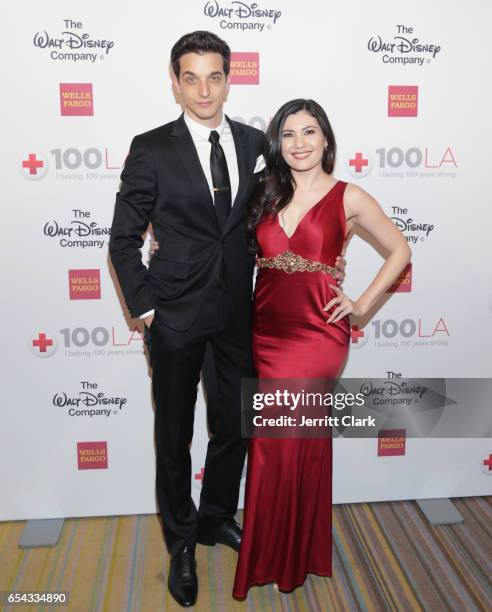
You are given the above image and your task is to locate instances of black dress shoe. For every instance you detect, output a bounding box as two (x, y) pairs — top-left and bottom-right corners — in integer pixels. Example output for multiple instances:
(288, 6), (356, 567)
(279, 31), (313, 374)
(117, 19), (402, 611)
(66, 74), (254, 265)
(197, 519), (242, 552)
(168, 546), (198, 607)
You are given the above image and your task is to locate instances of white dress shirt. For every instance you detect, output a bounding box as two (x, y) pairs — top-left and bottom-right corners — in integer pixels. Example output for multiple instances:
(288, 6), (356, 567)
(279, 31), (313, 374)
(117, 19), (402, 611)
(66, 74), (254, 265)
(183, 111), (239, 204)
(140, 111), (240, 320)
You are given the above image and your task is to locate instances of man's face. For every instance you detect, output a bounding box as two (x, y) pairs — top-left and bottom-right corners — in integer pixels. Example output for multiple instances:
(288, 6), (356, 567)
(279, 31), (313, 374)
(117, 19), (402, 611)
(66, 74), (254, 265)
(173, 52), (229, 126)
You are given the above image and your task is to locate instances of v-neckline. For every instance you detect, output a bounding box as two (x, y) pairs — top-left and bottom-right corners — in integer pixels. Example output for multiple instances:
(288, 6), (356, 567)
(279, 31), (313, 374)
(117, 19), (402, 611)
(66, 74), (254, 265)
(277, 181), (339, 240)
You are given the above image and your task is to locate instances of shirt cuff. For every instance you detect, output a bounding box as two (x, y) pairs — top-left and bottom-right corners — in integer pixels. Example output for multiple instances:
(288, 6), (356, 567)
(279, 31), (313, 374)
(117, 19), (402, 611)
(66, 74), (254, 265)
(139, 309), (155, 320)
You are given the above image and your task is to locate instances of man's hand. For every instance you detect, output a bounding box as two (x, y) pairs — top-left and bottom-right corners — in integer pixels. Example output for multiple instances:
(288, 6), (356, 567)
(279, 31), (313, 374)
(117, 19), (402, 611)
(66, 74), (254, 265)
(143, 314), (154, 328)
(149, 238), (159, 258)
(334, 254), (347, 286)
(334, 236), (349, 286)
(147, 223), (159, 263)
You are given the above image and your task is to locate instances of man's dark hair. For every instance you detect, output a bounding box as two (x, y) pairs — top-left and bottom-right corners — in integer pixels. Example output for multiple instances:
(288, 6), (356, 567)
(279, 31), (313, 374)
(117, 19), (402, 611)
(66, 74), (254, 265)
(171, 31), (231, 78)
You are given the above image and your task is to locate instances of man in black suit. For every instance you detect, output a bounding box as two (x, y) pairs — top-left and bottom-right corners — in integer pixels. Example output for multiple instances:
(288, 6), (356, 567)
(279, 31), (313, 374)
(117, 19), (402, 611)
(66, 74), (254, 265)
(109, 31), (264, 607)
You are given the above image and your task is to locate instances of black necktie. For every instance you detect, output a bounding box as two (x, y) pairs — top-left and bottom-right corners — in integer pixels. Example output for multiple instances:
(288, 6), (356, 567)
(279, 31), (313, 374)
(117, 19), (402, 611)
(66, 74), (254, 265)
(209, 130), (231, 231)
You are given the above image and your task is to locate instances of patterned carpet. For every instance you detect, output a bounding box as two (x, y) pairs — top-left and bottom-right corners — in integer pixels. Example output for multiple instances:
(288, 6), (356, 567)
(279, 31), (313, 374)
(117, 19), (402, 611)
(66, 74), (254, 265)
(1, 497), (491, 611)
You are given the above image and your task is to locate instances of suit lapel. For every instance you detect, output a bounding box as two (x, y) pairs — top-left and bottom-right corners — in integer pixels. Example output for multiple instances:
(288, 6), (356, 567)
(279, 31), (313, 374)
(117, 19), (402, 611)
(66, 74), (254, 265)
(169, 114), (254, 236)
(170, 114), (219, 230)
(224, 116), (252, 234)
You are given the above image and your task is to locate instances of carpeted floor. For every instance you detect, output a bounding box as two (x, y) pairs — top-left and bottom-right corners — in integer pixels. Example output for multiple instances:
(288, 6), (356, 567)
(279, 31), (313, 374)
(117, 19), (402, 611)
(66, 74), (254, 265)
(1, 497), (491, 611)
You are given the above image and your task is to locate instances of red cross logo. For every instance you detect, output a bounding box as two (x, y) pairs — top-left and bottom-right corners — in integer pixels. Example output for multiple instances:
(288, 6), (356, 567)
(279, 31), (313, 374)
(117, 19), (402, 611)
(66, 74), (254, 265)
(32, 333), (53, 353)
(22, 154), (44, 175)
(30, 330), (57, 358)
(20, 152), (48, 180)
(194, 467), (205, 482)
(349, 325), (368, 349)
(483, 454), (492, 471)
(349, 152), (369, 173)
(351, 326), (365, 344)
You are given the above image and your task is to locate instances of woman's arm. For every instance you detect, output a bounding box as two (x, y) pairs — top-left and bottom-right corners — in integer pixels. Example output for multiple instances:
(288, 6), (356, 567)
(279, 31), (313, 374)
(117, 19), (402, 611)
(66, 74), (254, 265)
(324, 183), (411, 323)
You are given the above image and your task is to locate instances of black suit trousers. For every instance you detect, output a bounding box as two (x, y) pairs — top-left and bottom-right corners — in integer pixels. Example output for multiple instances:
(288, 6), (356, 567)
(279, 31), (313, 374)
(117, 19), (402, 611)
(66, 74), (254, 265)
(145, 286), (252, 556)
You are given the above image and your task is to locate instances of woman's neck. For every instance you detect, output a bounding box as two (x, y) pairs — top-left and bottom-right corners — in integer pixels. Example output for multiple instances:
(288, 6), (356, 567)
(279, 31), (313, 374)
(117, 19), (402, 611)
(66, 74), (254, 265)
(290, 166), (331, 193)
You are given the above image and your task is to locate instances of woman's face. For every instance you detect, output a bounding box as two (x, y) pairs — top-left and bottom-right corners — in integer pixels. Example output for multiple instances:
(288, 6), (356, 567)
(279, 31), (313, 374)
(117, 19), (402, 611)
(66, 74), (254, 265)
(280, 110), (327, 173)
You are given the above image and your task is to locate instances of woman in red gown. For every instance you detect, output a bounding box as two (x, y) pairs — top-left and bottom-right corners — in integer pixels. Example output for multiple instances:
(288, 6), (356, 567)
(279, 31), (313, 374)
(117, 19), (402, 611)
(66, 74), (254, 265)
(233, 99), (411, 599)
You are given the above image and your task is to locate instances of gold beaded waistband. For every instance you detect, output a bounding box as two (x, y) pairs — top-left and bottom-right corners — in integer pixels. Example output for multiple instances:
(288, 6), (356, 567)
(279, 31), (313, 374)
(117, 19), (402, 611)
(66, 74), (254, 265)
(257, 250), (337, 278)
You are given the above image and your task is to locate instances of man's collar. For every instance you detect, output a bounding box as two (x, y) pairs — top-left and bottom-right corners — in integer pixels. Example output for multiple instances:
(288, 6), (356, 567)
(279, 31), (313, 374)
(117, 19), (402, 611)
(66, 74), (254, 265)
(184, 111), (227, 140)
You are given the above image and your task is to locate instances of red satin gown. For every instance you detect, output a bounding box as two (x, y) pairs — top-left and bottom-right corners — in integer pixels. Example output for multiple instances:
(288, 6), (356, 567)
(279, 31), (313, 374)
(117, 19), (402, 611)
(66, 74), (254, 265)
(233, 180), (350, 598)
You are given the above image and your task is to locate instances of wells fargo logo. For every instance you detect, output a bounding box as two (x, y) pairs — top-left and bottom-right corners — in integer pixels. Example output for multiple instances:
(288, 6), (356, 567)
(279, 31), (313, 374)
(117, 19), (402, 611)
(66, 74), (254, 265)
(77, 441), (108, 469)
(387, 263), (412, 293)
(378, 429), (406, 456)
(230, 52), (259, 84)
(60, 83), (94, 116)
(69, 269), (101, 299)
(388, 85), (418, 117)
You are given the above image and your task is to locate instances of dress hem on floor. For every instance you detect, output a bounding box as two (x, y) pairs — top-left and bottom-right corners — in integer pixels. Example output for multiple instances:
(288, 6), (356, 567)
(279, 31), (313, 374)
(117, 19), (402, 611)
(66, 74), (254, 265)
(232, 569), (333, 600)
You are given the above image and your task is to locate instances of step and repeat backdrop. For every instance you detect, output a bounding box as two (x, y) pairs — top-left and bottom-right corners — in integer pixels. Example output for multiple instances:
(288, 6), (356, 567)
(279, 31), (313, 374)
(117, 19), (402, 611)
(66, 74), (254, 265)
(2, 0), (491, 520)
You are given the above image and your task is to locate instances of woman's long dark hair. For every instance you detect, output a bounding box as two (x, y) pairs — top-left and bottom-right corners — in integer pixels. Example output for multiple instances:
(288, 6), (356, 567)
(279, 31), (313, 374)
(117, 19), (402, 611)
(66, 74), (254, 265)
(246, 99), (336, 253)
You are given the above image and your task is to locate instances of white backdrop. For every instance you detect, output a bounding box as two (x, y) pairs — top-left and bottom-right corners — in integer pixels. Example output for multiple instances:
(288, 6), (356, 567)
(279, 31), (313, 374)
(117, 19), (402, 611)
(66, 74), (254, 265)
(1, 0), (491, 521)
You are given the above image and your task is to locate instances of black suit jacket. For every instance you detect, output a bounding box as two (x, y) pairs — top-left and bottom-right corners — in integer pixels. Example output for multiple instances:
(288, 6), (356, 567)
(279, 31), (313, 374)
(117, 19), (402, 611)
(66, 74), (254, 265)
(109, 114), (265, 331)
